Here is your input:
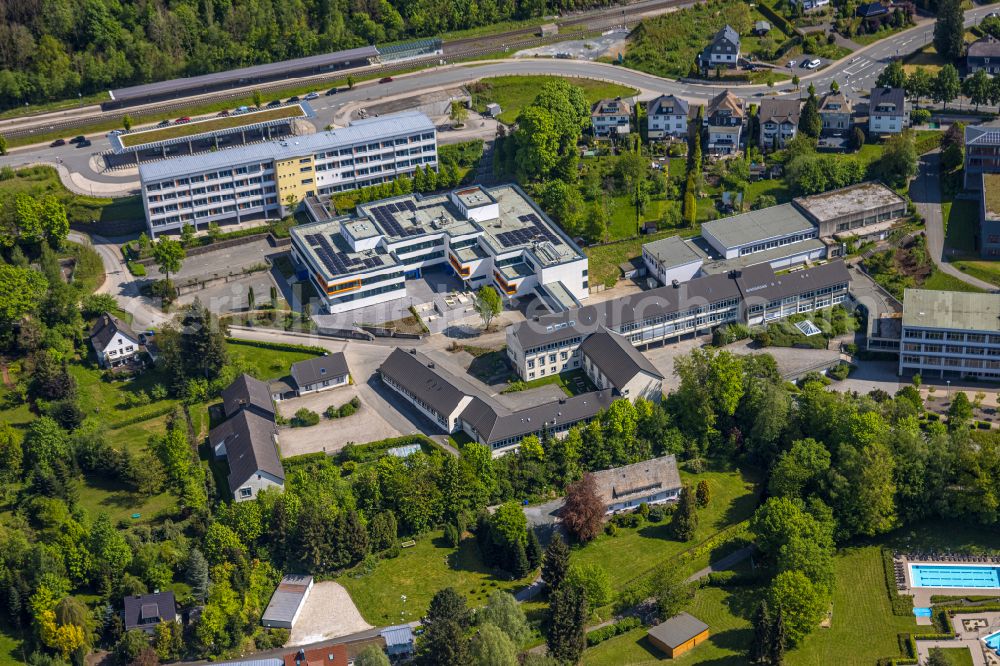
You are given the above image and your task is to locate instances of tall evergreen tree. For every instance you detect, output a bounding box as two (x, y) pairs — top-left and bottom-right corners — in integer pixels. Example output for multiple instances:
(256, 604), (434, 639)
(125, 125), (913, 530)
(546, 582), (587, 664)
(425, 588), (469, 628)
(526, 529), (543, 570)
(798, 93), (822, 139)
(542, 533), (570, 593)
(934, 0), (965, 60)
(769, 609), (787, 665)
(749, 601), (772, 664)
(185, 549), (209, 603)
(672, 485), (699, 541)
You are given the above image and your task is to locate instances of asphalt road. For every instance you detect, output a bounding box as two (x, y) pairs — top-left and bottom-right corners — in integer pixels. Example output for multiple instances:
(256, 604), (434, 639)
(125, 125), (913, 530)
(4, 4), (1000, 187)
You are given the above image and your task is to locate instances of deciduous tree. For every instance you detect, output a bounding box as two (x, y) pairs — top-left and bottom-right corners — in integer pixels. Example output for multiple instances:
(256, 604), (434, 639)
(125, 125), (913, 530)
(474, 285), (502, 330)
(561, 473), (604, 543)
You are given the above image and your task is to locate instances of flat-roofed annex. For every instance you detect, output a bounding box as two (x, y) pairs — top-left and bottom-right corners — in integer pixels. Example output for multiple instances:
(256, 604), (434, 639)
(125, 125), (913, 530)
(902, 288), (1000, 332)
(793, 181), (906, 222)
(701, 203), (814, 249)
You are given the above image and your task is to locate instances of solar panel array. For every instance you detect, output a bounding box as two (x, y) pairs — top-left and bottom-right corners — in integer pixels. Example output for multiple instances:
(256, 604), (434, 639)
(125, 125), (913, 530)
(306, 233), (383, 276)
(368, 200), (421, 238)
(496, 214), (560, 249)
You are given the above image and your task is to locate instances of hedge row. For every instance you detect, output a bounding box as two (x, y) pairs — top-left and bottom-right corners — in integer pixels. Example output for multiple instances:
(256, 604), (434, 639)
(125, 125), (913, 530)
(225, 338), (327, 356)
(586, 617), (642, 647)
(881, 549), (914, 616)
(338, 434), (439, 465)
(756, 0), (802, 37)
(108, 403), (178, 430)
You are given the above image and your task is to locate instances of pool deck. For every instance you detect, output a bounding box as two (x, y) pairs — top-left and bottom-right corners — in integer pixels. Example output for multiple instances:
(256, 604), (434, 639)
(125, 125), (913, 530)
(899, 557), (1000, 608)
(915, 612), (1000, 666)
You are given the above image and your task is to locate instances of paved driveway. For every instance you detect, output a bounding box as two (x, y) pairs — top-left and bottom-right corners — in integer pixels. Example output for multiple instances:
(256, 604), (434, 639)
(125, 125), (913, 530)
(276, 385), (402, 457)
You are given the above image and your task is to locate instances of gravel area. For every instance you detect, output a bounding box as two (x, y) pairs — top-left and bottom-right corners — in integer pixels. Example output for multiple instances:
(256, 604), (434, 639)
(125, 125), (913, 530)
(287, 581), (373, 646)
(276, 387), (402, 457)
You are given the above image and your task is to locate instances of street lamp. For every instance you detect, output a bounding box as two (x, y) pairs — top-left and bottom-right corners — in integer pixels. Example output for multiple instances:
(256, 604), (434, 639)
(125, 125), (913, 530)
(947, 380), (951, 400)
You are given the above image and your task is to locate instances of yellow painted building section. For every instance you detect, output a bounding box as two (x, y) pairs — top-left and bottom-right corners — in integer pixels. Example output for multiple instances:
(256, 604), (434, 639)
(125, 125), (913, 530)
(274, 154), (316, 205)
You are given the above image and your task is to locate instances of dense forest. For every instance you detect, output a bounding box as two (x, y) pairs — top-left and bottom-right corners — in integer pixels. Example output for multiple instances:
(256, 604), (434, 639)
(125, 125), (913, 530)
(0, 0), (621, 109)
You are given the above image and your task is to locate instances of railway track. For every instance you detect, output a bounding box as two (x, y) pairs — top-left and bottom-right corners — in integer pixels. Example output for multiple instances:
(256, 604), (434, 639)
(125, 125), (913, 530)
(1, 0), (686, 141)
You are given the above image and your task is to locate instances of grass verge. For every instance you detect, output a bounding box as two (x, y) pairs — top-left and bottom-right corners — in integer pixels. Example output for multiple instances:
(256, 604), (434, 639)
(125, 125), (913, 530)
(469, 75), (638, 124)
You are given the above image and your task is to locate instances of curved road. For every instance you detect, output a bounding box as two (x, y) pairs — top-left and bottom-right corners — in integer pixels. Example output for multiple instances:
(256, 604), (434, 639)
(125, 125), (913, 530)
(4, 2), (1000, 190)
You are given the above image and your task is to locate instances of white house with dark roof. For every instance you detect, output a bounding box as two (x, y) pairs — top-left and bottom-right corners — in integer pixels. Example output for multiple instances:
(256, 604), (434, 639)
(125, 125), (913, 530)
(287, 353), (350, 397)
(591, 455), (682, 514)
(579, 328), (664, 402)
(591, 98), (632, 137)
(213, 374), (284, 501)
(868, 87), (907, 135)
(647, 95), (690, 139)
(90, 313), (141, 368)
(968, 36), (1000, 74)
(377, 348), (473, 433)
(702, 25), (741, 70)
(222, 373), (276, 419)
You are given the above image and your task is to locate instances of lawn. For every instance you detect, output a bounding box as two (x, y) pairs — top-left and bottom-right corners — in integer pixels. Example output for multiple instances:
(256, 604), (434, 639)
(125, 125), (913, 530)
(120, 104), (305, 147)
(944, 198), (981, 255)
(923, 270), (986, 293)
(225, 340), (323, 380)
(586, 226), (701, 288)
(903, 44), (949, 74)
(77, 476), (177, 525)
(0, 166), (143, 229)
(470, 75), (638, 124)
(744, 178), (792, 207)
(338, 530), (536, 625)
(584, 584), (756, 665)
(950, 260), (1000, 287)
(505, 369), (595, 397)
(931, 648), (975, 666)
(570, 464), (761, 592)
(607, 196), (676, 241)
(0, 622), (24, 666)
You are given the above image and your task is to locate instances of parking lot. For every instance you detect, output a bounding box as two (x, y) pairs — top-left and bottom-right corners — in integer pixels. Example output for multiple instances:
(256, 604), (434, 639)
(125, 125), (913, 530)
(276, 385), (402, 457)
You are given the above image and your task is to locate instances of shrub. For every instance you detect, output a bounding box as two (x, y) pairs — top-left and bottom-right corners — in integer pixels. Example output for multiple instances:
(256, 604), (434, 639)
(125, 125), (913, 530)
(910, 109), (931, 125)
(127, 261), (147, 276)
(0, 166), (14, 181)
(648, 504), (671, 522)
(613, 513), (641, 528)
(827, 362), (852, 381)
(604, 522), (618, 537)
(586, 617), (642, 646)
(882, 549), (915, 615)
(291, 408), (320, 427)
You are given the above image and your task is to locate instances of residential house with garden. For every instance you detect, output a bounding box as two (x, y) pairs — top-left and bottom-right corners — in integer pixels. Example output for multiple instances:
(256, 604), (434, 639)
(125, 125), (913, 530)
(701, 25), (741, 70)
(211, 374), (285, 502)
(868, 87), (907, 135)
(968, 36), (1000, 74)
(271, 353), (351, 401)
(123, 591), (177, 635)
(591, 454), (682, 514)
(758, 98), (801, 150)
(819, 92), (854, 134)
(579, 327), (664, 402)
(705, 90), (745, 155)
(590, 98), (632, 137)
(646, 94), (689, 139)
(90, 313), (141, 369)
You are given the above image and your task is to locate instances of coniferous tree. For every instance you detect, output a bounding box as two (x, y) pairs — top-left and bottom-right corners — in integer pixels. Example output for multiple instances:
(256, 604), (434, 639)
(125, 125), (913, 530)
(934, 0), (965, 60)
(542, 533), (570, 593)
(672, 485), (699, 541)
(546, 582), (587, 664)
(186, 549), (209, 603)
(511, 541), (531, 578)
(749, 601), (772, 664)
(798, 93), (822, 139)
(769, 609), (787, 665)
(526, 529), (542, 571)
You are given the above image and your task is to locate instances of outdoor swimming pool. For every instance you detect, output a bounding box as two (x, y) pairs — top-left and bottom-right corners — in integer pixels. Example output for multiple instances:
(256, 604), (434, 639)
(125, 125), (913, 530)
(984, 630), (1000, 652)
(909, 563), (1000, 588)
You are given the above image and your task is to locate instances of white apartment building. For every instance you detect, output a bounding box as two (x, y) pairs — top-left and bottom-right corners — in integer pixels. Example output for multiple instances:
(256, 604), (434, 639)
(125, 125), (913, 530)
(647, 95), (689, 139)
(899, 289), (1000, 379)
(139, 111), (438, 238)
(591, 98), (632, 137)
(868, 87), (907, 135)
(291, 184), (589, 314)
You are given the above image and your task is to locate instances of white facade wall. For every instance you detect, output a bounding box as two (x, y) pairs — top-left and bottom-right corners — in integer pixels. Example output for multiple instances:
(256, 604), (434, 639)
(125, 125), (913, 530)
(296, 374), (349, 395)
(96, 331), (139, 368)
(592, 116), (630, 136)
(620, 373), (664, 403)
(899, 326), (1000, 379)
(381, 373), (472, 433)
(539, 256), (590, 302)
(869, 114), (904, 135)
(234, 470), (284, 502)
(642, 251), (703, 286)
(607, 488), (679, 514)
(648, 114), (688, 138)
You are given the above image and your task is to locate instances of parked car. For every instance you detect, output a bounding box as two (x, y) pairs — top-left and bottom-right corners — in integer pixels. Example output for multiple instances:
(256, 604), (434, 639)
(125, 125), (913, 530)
(50, 138), (66, 147)
(287, 96), (300, 103)
(157, 120), (170, 127)
(235, 105), (250, 113)
(217, 110), (230, 117)
(379, 76), (393, 83)
(267, 99), (282, 107)
(805, 59), (821, 69)
(325, 87), (339, 96)
(108, 129), (123, 136)
(304, 92), (319, 100)
(70, 135), (86, 143)
(175, 116), (191, 123)
(78, 139), (92, 147)
(787, 60), (796, 68)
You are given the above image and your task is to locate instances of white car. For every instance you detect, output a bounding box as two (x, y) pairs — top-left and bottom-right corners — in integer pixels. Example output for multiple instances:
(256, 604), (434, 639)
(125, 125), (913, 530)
(805, 59), (821, 69)
(787, 60), (797, 68)
(304, 92), (319, 100)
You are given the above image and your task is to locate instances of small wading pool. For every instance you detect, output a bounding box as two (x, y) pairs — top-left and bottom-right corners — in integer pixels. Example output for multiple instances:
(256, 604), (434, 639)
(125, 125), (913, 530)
(913, 607), (932, 618)
(909, 563), (1000, 589)
(984, 630), (1000, 652)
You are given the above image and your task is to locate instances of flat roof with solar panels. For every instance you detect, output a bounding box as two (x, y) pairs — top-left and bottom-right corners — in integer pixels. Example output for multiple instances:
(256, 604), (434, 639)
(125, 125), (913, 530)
(291, 183), (589, 314)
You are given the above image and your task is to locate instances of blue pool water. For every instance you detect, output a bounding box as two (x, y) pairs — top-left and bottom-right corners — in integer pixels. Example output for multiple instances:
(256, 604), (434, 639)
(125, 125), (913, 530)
(909, 563), (1000, 588)
(984, 630), (1000, 651)
(913, 607), (932, 617)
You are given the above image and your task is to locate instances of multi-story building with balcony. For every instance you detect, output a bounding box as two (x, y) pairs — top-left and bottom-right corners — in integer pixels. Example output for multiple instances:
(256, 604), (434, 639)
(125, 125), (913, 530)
(139, 111), (437, 238)
(290, 183), (588, 314)
(965, 120), (1000, 190)
(898, 289), (1000, 380)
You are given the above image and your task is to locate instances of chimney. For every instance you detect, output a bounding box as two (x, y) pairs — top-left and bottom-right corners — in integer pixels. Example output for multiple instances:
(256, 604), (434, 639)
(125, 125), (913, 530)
(671, 279), (680, 288)
(409, 348), (417, 354)
(427, 362), (435, 369)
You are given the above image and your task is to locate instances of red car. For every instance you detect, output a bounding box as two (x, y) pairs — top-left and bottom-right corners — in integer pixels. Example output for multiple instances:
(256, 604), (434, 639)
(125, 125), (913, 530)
(175, 116), (191, 124)
(379, 76), (393, 83)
